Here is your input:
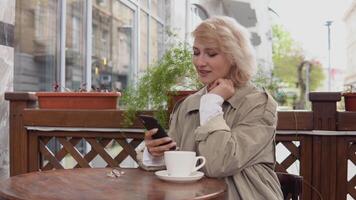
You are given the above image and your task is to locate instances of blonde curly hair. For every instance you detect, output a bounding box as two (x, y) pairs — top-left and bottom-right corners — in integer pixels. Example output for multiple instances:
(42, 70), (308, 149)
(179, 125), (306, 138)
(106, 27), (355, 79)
(192, 16), (256, 87)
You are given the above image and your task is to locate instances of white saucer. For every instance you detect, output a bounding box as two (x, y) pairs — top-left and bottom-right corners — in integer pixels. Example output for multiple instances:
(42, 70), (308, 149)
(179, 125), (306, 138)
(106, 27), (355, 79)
(155, 170), (204, 183)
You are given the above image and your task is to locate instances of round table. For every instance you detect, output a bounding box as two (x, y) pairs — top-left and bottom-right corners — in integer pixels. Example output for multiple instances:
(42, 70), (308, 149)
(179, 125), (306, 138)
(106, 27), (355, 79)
(0, 168), (226, 200)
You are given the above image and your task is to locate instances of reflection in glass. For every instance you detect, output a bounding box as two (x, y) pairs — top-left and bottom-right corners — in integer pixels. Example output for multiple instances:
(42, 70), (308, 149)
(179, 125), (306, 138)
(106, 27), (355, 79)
(140, 11), (148, 73)
(150, 19), (164, 64)
(66, 0), (85, 90)
(94, 0), (109, 11)
(140, 0), (148, 9)
(191, 4), (209, 30)
(14, 0), (165, 92)
(14, 0), (58, 91)
(92, 1), (134, 90)
(115, 3), (134, 90)
(151, 0), (164, 19)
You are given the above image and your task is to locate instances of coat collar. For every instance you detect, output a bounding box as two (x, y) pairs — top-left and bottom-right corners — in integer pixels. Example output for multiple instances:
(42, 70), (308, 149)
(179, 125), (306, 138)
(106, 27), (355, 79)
(186, 82), (256, 113)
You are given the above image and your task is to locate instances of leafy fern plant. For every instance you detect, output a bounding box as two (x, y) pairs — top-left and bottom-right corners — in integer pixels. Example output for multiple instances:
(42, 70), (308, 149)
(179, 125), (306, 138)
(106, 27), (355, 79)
(120, 43), (202, 128)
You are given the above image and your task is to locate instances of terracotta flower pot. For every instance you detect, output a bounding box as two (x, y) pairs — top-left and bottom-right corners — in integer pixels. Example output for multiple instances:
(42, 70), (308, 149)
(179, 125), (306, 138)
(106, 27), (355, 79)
(343, 93), (356, 111)
(167, 90), (196, 113)
(36, 92), (121, 109)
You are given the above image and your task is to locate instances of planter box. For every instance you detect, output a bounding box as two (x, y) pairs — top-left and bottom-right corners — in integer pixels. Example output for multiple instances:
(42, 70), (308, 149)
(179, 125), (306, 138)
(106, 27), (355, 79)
(343, 93), (356, 111)
(167, 90), (196, 113)
(36, 92), (121, 109)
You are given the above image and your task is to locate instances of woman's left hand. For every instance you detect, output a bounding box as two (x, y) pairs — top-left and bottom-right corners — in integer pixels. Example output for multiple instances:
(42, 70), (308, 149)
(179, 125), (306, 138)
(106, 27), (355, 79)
(208, 78), (235, 100)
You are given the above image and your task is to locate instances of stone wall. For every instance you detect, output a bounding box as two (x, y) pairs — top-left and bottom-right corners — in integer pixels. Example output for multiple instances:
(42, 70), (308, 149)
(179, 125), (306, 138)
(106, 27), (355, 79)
(0, 0), (15, 170)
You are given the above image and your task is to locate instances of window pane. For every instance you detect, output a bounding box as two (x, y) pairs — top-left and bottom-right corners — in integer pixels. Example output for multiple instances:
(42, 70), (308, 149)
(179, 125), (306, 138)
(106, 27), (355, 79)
(191, 4), (208, 29)
(94, 0), (110, 11)
(150, 19), (164, 64)
(140, 0), (148, 9)
(14, 0), (58, 91)
(140, 11), (148, 73)
(151, 0), (164, 19)
(114, 3), (134, 90)
(92, 1), (135, 90)
(92, 24), (97, 55)
(66, 0), (85, 90)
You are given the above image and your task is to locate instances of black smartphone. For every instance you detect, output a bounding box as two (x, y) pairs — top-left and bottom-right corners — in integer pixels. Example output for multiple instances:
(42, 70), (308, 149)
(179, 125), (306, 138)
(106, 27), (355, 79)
(138, 115), (168, 139)
(138, 115), (176, 150)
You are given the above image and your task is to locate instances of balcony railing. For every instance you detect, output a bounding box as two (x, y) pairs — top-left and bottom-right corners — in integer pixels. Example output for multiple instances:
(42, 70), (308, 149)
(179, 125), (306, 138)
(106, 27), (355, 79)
(5, 91), (356, 200)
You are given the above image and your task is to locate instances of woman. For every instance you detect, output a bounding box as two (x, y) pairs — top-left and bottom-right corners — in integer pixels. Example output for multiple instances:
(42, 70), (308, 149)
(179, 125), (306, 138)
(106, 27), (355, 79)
(139, 16), (283, 200)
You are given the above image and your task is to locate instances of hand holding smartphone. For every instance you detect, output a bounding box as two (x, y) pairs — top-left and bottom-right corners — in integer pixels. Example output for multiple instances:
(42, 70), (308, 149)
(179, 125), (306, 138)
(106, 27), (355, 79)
(138, 115), (176, 150)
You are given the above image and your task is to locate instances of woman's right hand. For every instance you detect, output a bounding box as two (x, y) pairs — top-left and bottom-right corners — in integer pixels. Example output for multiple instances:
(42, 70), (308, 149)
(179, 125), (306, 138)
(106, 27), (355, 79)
(208, 78), (235, 100)
(144, 128), (176, 157)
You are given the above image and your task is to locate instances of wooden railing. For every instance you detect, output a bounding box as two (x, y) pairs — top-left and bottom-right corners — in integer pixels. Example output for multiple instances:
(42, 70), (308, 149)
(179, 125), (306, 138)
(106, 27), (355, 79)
(5, 92), (356, 200)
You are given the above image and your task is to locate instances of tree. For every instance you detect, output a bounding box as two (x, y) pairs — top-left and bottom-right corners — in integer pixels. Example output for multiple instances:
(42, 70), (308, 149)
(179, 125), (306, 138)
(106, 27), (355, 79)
(272, 24), (325, 108)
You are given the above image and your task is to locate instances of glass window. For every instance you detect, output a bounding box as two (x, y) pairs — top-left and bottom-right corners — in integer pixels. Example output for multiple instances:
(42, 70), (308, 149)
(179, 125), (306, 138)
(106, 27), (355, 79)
(151, 0), (164, 19)
(65, 0), (85, 90)
(14, 0), (166, 92)
(150, 19), (164, 64)
(140, 11), (148, 72)
(91, 1), (135, 91)
(140, 0), (148, 9)
(14, 0), (59, 91)
(92, 24), (98, 55)
(191, 4), (209, 30)
(101, 29), (109, 58)
(94, 0), (109, 11)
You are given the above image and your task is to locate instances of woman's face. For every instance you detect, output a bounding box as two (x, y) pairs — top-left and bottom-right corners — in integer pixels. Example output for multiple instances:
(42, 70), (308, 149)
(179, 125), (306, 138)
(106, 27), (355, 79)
(192, 39), (232, 85)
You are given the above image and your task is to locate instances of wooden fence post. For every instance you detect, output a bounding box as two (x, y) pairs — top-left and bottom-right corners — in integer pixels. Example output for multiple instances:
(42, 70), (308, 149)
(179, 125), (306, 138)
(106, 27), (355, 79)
(5, 92), (37, 176)
(309, 92), (341, 200)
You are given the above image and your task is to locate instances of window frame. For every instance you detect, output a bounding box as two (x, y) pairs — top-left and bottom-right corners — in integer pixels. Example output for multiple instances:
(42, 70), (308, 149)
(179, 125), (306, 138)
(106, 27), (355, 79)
(55, 0), (165, 91)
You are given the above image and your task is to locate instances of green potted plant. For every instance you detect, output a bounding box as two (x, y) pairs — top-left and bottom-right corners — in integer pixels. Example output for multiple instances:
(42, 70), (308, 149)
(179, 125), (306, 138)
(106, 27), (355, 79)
(120, 43), (202, 128)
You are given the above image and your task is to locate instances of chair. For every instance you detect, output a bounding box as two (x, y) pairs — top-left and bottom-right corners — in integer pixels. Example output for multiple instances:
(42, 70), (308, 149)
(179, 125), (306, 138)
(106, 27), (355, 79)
(277, 172), (303, 200)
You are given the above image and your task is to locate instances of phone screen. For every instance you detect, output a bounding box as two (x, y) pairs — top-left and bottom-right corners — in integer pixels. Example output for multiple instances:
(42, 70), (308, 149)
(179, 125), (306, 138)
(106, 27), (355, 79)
(138, 115), (168, 139)
(138, 115), (176, 150)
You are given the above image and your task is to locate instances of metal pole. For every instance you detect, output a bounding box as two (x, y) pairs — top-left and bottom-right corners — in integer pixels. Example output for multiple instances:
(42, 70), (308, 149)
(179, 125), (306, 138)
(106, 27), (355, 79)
(325, 21), (332, 91)
(85, 0), (92, 91)
(59, 0), (66, 91)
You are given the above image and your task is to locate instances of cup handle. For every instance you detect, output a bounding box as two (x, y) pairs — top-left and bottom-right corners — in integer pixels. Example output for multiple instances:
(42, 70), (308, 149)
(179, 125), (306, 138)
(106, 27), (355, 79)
(192, 156), (206, 172)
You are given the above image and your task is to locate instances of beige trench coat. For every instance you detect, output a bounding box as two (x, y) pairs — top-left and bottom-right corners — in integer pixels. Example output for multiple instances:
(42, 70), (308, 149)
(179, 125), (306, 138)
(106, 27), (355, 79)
(166, 83), (283, 200)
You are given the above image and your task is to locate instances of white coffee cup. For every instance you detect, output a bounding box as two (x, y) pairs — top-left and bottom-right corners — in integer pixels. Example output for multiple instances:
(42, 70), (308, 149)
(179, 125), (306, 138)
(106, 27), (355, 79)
(164, 151), (206, 177)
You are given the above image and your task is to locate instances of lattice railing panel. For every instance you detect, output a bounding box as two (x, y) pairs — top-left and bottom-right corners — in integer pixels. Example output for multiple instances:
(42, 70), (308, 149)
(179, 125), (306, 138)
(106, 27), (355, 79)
(39, 136), (143, 171)
(275, 141), (301, 174)
(347, 142), (356, 199)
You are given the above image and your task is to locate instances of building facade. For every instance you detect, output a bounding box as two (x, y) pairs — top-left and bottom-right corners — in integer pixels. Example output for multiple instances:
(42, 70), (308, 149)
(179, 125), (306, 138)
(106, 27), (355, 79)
(0, 0), (273, 170)
(168, 0), (273, 71)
